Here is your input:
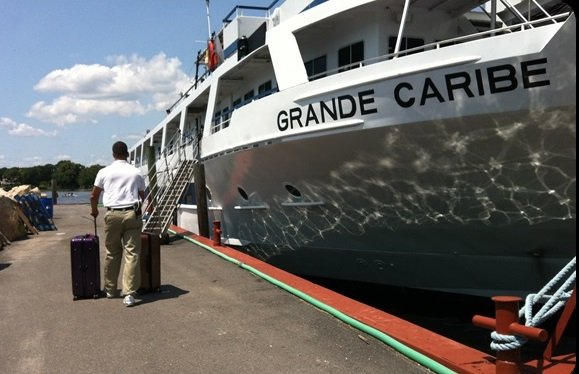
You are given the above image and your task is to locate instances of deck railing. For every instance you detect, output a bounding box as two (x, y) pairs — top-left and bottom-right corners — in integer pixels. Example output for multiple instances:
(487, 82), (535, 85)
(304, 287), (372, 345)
(222, 0), (282, 24)
(309, 11), (570, 81)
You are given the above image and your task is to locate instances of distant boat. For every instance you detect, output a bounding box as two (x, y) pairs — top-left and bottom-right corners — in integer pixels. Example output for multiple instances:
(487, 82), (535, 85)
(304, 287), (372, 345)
(131, 0), (576, 297)
(63, 192), (77, 198)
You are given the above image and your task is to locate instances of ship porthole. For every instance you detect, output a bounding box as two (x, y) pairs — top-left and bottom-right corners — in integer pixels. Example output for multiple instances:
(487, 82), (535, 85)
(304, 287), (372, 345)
(284, 184), (302, 198)
(238, 187), (249, 201)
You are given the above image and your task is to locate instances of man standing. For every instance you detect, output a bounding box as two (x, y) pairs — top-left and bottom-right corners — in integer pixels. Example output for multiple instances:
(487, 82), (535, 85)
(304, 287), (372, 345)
(90, 141), (145, 307)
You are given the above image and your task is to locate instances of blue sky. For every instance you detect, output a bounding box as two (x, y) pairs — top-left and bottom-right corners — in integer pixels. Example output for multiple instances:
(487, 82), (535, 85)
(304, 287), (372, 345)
(0, 0), (271, 168)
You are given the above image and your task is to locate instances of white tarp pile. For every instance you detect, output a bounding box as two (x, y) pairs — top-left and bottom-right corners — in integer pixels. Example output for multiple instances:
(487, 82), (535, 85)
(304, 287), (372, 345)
(0, 185), (41, 249)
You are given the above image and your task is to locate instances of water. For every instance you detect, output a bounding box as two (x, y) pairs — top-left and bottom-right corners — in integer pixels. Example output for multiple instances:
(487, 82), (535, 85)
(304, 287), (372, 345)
(54, 190), (92, 205)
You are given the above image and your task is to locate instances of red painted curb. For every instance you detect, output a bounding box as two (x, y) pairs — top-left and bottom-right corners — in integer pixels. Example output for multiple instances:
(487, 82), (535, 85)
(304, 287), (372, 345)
(170, 225), (575, 374)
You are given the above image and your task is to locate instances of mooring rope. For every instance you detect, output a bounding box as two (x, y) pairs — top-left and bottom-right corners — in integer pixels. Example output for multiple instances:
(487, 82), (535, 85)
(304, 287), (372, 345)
(490, 257), (576, 351)
(490, 331), (528, 351)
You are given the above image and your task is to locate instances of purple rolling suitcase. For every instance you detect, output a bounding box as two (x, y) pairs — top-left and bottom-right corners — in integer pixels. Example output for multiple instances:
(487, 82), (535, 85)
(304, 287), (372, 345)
(70, 220), (101, 300)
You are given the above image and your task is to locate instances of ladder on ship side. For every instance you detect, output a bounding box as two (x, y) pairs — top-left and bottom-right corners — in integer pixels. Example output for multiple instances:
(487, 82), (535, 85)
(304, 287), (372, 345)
(142, 159), (195, 235)
(142, 127), (200, 236)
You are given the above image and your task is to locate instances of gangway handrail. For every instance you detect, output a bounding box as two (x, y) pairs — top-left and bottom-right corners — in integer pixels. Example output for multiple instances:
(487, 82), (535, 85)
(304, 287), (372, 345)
(142, 125), (201, 231)
(143, 130), (186, 216)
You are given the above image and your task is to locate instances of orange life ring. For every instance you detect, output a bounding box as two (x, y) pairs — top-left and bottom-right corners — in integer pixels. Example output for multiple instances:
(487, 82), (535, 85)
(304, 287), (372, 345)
(208, 39), (218, 71)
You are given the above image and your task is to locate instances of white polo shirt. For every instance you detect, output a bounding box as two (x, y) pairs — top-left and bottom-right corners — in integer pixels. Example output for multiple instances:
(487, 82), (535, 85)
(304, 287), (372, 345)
(94, 160), (145, 208)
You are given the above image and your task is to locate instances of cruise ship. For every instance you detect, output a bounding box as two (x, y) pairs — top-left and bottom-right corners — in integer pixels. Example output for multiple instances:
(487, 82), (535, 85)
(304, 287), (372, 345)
(129, 0), (576, 297)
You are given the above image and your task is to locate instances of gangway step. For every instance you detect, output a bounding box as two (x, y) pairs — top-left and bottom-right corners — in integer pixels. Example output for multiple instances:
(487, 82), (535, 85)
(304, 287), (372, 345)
(143, 159), (196, 235)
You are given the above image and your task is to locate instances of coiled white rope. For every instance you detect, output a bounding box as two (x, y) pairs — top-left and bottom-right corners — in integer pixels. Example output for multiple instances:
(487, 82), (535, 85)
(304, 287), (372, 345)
(490, 331), (528, 351)
(490, 257), (576, 351)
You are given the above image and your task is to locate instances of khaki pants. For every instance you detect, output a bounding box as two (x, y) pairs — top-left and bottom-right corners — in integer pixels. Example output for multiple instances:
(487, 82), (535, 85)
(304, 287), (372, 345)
(103, 210), (142, 296)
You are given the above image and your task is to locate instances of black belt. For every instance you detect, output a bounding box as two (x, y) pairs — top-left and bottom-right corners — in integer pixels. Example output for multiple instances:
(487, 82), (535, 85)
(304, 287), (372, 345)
(107, 206), (134, 211)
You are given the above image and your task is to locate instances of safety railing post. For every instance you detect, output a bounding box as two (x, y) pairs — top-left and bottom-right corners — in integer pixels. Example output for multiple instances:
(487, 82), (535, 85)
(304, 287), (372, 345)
(212, 221), (222, 246)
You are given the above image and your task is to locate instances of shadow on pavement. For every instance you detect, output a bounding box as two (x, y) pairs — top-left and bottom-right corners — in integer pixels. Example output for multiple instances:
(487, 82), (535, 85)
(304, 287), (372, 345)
(0, 263), (11, 271)
(136, 284), (189, 306)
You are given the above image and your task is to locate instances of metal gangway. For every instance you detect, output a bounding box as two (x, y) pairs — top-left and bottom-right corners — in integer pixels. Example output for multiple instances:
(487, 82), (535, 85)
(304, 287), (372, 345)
(142, 130), (199, 235)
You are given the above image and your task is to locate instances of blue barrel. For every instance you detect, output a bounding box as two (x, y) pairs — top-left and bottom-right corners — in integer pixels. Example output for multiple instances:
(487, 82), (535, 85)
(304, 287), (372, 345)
(40, 197), (53, 218)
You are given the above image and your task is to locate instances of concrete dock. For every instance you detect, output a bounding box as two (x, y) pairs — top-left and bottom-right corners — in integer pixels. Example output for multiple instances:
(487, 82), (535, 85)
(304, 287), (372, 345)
(1, 204), (440, 374)
(3, 204), (573, 374)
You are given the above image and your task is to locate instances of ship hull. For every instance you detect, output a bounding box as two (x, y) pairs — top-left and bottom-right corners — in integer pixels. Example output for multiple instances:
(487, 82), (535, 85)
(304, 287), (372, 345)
(203, 106), (576, 296)
(132, 3), (576, 297)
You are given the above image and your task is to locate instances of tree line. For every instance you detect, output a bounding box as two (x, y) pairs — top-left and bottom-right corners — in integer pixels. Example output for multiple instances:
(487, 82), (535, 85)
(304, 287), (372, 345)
(0, 161), (104, 191)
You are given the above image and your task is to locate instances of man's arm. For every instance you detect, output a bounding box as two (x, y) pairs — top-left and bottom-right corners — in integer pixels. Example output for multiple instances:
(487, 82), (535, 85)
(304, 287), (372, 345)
(90, 186), (103, 218)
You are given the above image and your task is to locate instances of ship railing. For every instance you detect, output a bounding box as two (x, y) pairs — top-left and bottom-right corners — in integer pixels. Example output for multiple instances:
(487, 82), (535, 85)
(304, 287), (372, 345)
(210, 87), (279, 134)
(194, 70), (211, 88)
(498, 0), (560, 27)
(211, 120), (227, 134)
(166, 68), (212, 115)
(528, 0), (561, 24)
(308, 11), (570, 82)
(222, 0), (281, 24)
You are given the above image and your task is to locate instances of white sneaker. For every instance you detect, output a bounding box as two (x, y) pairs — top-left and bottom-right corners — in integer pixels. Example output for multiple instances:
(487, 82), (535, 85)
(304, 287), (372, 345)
(123, 294), (136, 307)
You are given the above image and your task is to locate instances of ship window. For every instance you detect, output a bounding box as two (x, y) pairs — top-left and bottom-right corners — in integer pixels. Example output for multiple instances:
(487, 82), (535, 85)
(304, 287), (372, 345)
(233, 98), (242, 109)
(305, 55), (327, 80)
(244, 90), (254, 103)
(285, 184), (302, 198)
(211, 110), (222, 133)
(258, 80), (272, 97)
(222, 106), (230, 129)
(388, 37), (424, 56)
(338, 41), (364, 72)
(237, 187), (249, 201)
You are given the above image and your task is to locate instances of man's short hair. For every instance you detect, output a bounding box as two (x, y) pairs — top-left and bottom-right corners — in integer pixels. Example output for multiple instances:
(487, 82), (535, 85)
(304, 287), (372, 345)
(112, 141), (129, 157)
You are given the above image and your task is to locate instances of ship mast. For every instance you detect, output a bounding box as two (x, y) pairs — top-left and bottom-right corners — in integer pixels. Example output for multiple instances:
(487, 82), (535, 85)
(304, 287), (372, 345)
(205, 0), (212, 40)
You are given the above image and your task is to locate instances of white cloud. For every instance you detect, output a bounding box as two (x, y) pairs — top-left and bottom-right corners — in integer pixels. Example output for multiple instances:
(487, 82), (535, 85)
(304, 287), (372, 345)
(56, 154), (72, 161)
(28, 53), (188, 126)
(111, 133), (142, 141)
(24, 156), (44, 165)
(0, 117), (57, 137)
(28, 97), (147, 127)
(125, 134), (144, 141)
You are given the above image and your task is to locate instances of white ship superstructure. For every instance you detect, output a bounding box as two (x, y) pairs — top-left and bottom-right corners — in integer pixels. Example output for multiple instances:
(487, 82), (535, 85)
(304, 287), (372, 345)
(130, 0), (576, 297)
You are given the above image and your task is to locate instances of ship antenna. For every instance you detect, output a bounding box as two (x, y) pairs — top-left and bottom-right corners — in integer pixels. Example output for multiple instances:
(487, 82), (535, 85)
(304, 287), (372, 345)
(205, 0), (212, 40)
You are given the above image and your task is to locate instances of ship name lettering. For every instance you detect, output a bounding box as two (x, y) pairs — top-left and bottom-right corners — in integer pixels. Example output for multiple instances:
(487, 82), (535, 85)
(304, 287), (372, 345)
(394, 58), (550, 108)
(277, 90), (378, 132)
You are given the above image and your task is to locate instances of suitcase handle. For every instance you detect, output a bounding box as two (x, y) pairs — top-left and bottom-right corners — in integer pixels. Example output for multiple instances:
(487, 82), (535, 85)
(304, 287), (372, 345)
(93, 217), (97, 236)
